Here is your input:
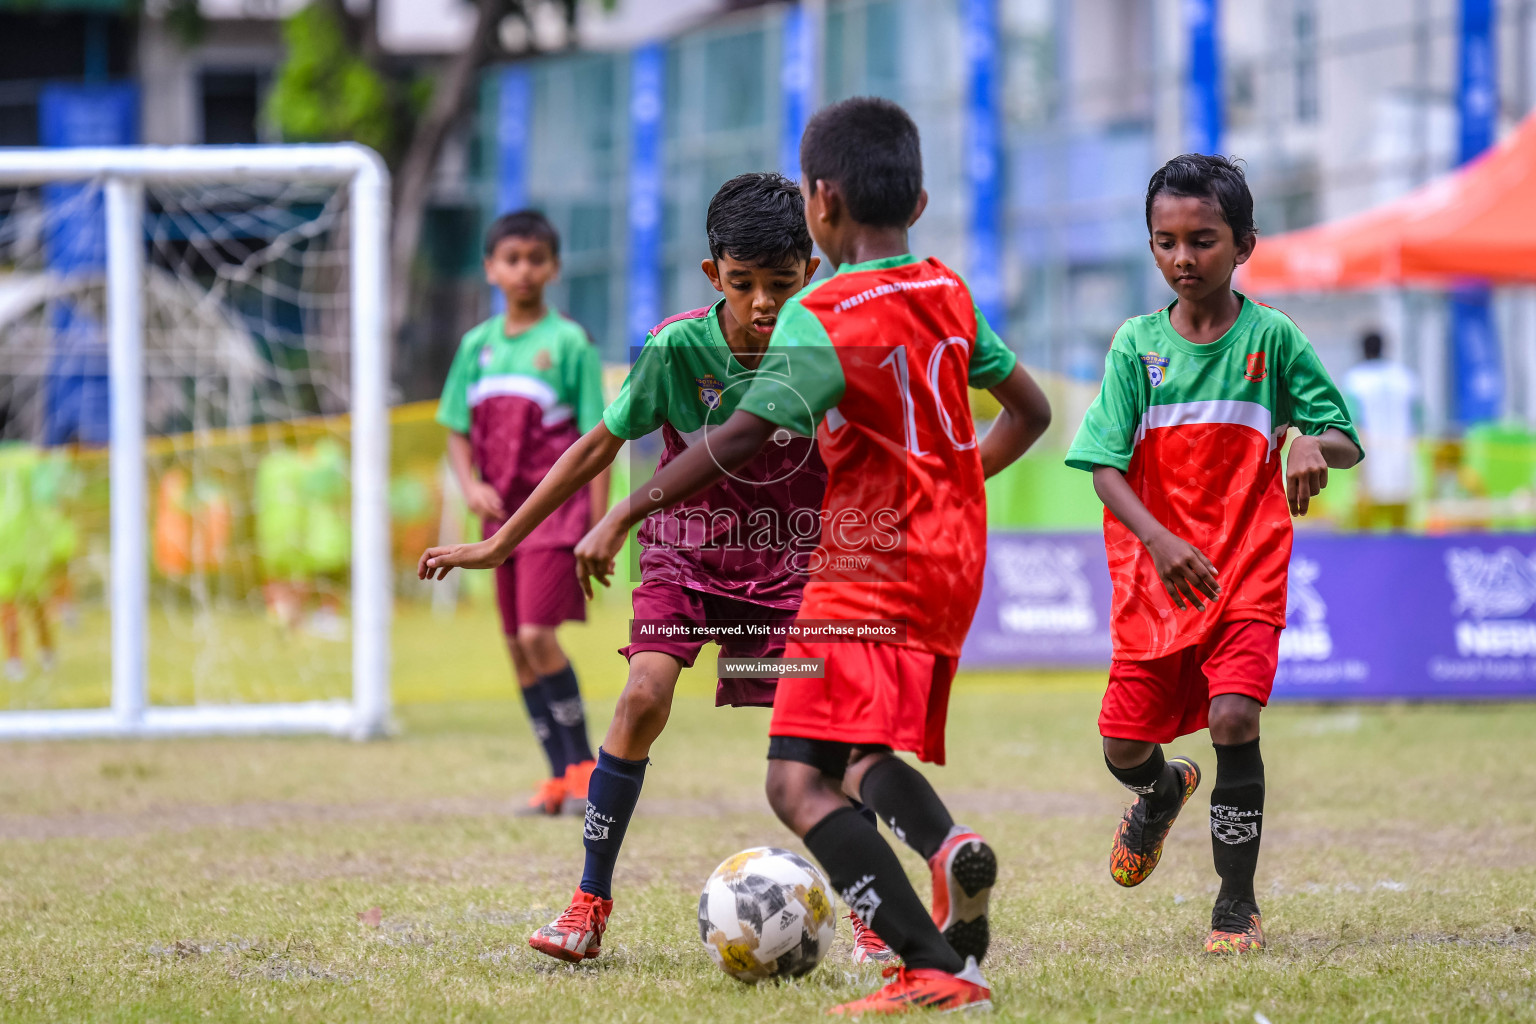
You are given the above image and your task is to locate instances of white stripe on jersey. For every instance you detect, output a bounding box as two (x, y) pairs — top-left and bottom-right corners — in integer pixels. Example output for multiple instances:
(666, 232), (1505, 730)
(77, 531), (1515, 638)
(467, 374), (574, 427)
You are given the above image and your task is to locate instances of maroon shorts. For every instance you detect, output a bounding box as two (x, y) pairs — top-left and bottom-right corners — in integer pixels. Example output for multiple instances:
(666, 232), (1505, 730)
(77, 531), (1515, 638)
(619, 580), (797, 708)
(769, 640), (958, 765)
(488, 540), (586, 636)
(1099, 619), (1280, 744)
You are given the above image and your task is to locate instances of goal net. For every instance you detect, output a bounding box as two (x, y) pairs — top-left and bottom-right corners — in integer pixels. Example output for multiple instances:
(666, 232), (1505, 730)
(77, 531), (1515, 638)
(0, 145), (390, 739)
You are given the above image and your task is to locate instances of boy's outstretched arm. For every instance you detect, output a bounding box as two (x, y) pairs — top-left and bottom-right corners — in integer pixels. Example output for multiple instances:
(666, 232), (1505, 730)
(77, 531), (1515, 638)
(419, 423), (626, 579)
(573, 411), (775, 596)
(1285, 427), (1361, 517)
(1092, 464), (1221, 612)
(979, 363), (1052, 478)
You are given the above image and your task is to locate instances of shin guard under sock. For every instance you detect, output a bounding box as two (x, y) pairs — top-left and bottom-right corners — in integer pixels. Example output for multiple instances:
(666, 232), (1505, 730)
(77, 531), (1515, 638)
(1210, 738), (1265, 904)
(802, 806), (964, 973)
(579, 748), (648, 900)
(858, 756), (955, 860)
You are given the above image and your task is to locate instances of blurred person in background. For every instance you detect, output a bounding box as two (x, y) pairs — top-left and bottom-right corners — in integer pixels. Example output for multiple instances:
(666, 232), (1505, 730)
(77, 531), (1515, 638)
(1343, 330), (1418, 531)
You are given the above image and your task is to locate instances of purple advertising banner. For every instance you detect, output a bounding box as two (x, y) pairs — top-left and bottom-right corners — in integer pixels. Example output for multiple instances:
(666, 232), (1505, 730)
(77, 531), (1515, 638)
(965, 531), (1536, 702)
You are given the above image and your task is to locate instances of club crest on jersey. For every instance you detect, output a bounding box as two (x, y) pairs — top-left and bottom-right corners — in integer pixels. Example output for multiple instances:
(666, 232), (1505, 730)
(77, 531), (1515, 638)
(696, 374), (724, 410)
(1244, 351), (1268, 382)
(1140, 352), (1170, 388)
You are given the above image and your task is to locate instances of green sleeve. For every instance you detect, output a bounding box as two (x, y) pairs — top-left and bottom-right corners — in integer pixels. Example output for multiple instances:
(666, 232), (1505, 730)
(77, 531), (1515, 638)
(735, 301), (845, 436)
(1065, 335), (1145, 473)
(1284, 332), (1364, 457)
(572, 336), (606, 434)
(968, 302), (1017, 388)
(602, 335), (672, 440)
(435, 334), (477, 435)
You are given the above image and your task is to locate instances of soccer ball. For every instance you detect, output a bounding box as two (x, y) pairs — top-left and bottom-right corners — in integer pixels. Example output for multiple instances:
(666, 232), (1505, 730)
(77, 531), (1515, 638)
(697, 846), (837, 983)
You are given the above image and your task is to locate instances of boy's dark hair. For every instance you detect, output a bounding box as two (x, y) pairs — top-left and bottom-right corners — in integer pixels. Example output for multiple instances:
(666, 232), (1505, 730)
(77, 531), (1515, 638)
(706, 172), (813, 268)
(1362, 330), (1384, 360)
(800, 96), (923, 227)
(1145, 154), (1255, 244)
(484, 209), (560, 258)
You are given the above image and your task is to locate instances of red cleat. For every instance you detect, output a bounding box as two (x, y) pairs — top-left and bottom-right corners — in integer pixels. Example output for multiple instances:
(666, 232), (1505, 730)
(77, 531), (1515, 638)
(528, 890), (612, 963)
(827, 957), (991, 1015)
(850, 911), (898, 965)
(929, 828), (996, 965)
(562, 759), (597, 815)
(515, 776), (566, 817)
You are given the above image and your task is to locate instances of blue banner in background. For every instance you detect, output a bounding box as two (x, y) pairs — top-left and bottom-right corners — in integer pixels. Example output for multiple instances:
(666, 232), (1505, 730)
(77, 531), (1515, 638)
(1451, 0), (1501, 425)
(964, 531), (1536, 701)
(39, 82), (138, 446)
(627, 44), (665, 348)
(496, 66), (531, 215)
(489, 66), (532, 316)
(779, 5), (814, 180)
(1183, 0), (1223, 155)
(963, 0), (1005, 329)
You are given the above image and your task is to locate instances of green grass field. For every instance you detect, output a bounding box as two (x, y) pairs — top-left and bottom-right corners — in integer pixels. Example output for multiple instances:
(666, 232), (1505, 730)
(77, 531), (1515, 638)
(1, 594), (1534, 1021)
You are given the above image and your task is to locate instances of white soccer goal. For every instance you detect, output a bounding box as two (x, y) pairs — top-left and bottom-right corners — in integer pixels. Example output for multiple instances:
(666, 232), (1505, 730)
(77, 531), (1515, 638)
(0, 145), (390, 739)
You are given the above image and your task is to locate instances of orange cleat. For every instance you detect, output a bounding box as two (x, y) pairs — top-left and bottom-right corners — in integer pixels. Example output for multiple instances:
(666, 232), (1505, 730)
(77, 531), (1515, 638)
(850, 911), (898, 965)
(561, 759), (597, 815)
(1205, 899), (1264, 954)
(1109, 756), (1200, 887)
(528, 889), (612, 962)
(827, 957), (991, 1015)
(929, 828), (996, 965)
(515, 776), (567, 817)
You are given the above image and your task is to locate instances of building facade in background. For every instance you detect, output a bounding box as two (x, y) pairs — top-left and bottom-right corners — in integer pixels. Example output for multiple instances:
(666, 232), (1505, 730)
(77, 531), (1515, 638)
(476, 0), (1536, 433)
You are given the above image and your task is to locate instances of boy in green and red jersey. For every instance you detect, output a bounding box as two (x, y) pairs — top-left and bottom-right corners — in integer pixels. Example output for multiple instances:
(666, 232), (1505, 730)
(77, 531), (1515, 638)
(436, 210), (607, 816)
(568, 98), (1053, 1014)
(1066, 154), (1363, 954)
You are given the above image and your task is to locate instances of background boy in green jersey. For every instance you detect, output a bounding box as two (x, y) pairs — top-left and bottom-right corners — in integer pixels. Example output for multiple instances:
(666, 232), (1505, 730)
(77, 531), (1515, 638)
(436, 211), (607, 817)
(1066, 154), (1362, 954)
(421, 174), (839, 965)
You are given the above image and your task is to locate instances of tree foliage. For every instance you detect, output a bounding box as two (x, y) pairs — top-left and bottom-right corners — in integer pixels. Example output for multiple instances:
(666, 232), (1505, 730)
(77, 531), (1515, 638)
(265, 5), (399, 160)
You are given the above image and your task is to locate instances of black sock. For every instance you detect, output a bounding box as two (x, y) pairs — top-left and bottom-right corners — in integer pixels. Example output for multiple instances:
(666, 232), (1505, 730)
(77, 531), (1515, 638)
(1210, 738), (1265, 905)
(1105, 746), (1180, 813)
(851, 799), (879, 830)
(802, 806), (964, 973)
(539, 663), (594, 768)
(579, 748), (648, 900)
(859, 757), (955, 860)
(519, 682), (567, 778)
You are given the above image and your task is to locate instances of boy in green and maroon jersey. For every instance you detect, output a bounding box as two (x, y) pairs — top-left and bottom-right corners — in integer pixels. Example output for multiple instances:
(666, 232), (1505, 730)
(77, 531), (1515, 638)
(437, 210), (607, 817)
(1066, 154), (1363, 954)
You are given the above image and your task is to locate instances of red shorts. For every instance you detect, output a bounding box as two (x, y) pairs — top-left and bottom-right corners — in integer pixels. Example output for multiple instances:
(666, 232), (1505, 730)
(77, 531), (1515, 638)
(619, 580), (796, 708)
(488, 541), (586, 636)
(1099, 619), (1279, 744)
(769, 640), (958, 764)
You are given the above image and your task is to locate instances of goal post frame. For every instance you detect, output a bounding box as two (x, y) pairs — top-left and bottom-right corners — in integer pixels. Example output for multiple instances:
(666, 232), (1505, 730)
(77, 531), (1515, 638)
(0, 144), (392, 740)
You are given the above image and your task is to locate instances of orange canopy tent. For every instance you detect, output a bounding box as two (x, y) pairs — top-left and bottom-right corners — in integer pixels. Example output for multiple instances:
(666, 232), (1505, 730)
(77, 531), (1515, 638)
(1241, 110), (1536, 292)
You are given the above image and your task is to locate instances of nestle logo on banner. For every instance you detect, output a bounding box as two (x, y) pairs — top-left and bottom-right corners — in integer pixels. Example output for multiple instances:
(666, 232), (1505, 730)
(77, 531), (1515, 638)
(1446, 547), (1536, 657)
(1279, 557), (1332, 660)
(992, 542), (1096, 635)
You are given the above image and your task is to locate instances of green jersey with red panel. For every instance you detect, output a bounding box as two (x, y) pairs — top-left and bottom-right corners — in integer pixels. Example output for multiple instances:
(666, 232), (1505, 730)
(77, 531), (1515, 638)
(1066, 295), (1361, 661)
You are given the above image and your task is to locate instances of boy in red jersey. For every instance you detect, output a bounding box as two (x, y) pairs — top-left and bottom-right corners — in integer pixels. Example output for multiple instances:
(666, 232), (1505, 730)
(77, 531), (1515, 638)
(1066, 154), (1362, 954)
(572, 98), (1052, 1014)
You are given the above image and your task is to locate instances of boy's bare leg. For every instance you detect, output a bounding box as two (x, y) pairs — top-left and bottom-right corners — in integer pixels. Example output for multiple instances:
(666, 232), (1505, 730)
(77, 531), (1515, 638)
(32, 602), (54, 671)
(2, 604), (20, 679)
(528, 652), (683, 962)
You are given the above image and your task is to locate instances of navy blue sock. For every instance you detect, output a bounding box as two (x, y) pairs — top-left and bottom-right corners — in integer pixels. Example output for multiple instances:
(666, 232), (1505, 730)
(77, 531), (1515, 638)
(540, 663), (594, 768)
(519, 682), (566, 778)
(579, 748), (648, 900)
